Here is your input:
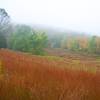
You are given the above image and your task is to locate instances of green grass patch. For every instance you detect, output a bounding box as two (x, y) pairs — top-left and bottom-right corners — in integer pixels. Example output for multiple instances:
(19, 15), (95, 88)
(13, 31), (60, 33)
(72, 60), (80, 64)
(43, 56), (64, 61)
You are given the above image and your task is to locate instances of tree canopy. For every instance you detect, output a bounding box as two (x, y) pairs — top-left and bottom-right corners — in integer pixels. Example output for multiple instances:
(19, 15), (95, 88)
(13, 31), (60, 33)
(9, 25), (48, 55)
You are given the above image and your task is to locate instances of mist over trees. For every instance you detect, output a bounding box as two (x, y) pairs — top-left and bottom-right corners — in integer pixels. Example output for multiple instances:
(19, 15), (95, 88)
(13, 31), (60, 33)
(0, 8), (100, 55)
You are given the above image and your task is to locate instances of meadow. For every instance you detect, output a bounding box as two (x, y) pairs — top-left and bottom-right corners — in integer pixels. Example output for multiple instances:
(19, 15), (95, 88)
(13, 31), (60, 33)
(0, 49), (100, 100)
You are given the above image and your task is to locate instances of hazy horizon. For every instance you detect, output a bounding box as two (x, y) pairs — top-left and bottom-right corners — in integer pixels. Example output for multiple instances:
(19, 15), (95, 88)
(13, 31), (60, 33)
(0, 0), (100, 36)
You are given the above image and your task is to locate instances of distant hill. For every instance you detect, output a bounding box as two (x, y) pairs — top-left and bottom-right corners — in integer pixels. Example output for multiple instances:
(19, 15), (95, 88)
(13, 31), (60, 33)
(31, 24), (91, 37)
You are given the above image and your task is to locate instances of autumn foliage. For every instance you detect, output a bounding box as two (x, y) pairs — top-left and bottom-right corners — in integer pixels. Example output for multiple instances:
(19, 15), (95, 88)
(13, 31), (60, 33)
(0, 49), (100, 100)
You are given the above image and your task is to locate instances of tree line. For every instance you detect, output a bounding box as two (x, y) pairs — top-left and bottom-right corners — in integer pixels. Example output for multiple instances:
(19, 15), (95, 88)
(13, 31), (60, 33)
(60, 35), (100, 54)
(0, 8), (100, 55)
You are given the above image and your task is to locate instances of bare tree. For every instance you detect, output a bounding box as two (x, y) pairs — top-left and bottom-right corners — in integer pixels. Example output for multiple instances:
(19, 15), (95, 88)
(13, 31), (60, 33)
(0, 8), (10, 48)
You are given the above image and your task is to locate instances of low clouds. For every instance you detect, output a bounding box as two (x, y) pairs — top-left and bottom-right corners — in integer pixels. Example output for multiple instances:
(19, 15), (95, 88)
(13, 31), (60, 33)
(0, 0), (100, 35)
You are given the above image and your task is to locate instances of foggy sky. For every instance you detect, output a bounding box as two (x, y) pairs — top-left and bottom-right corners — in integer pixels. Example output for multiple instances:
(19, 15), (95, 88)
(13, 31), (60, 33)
(0, 0), (100, 36)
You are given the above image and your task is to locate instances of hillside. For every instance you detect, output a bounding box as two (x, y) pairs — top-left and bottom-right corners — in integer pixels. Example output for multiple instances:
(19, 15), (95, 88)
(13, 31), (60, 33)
(0, 49), (100, 100)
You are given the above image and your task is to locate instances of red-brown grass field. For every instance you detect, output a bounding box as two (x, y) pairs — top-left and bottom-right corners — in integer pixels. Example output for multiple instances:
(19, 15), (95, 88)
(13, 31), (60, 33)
(0, 49), (100, 100)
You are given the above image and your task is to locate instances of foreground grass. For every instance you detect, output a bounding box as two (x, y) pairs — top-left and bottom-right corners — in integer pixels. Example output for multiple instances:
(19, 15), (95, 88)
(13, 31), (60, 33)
(0, 49), (100, 100)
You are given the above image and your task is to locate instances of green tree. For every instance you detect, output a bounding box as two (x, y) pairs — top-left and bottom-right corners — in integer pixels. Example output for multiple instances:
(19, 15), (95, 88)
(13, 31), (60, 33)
(88, 36), (97, 53)
(70, 39), (80, 51)
(9, 25), (48, 55)
(30, 31), (48, 55)
(9, 25), (33, 52)
(0, 33), (7, 48)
